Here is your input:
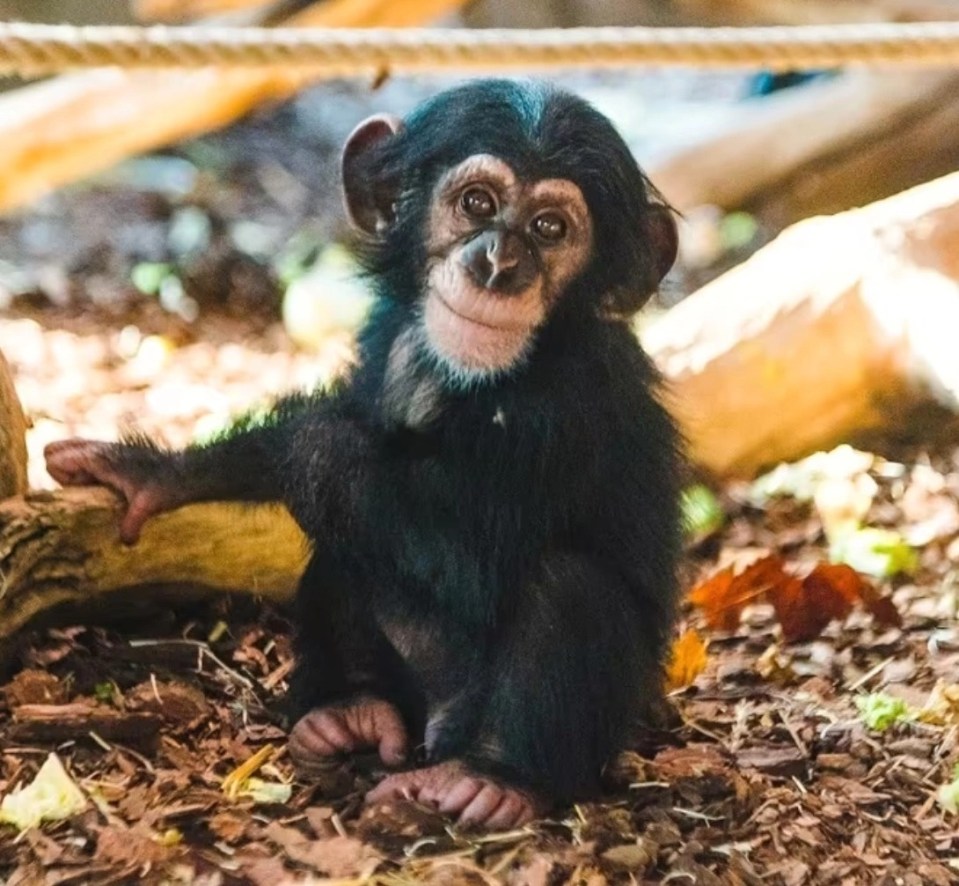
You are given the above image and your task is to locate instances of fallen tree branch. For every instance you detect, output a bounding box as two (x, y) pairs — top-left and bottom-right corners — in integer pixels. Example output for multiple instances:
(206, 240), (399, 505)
(134, 0), (276, 22)
(671, 0), (959, 26)
(8, 703), (162, 746)
(0, 487), (308, 641)
(0, 349), (27, 499)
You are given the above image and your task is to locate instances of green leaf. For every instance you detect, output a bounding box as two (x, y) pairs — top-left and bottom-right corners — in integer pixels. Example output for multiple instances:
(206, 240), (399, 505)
(855, 692), (913, 732)
(130, 262), (174, 296)
(719, 211), (758, 251)
(93, 681), (115, 705)
(829, 527), (918, 578)
(681, 484), (725, 538)
(273, 228), (325, 286)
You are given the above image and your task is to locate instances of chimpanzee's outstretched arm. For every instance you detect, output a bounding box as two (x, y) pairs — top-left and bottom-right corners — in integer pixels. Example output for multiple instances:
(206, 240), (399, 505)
(44, 392), (322, 543)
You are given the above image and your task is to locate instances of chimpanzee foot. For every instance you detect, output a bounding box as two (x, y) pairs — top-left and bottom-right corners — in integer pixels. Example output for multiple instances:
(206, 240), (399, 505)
(289, 697), (409, 772)
(44, 438), (171, 544)
(366, 760), (542, 829)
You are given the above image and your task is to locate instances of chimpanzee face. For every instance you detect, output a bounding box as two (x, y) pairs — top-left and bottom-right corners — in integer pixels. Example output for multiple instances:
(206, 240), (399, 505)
(340, 81), (677, 386)
(419, 154), (593, 377)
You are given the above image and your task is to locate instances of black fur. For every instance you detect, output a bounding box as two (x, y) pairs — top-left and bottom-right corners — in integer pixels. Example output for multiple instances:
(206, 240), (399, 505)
(96, 81), (682, 803)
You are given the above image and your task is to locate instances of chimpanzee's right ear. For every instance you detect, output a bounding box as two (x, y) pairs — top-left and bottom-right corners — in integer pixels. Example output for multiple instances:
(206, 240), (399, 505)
(341, 114), (404, 236)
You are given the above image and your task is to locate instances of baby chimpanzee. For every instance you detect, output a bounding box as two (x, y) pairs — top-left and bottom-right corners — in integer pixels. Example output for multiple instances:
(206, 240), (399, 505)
(46, 80), (682, 829)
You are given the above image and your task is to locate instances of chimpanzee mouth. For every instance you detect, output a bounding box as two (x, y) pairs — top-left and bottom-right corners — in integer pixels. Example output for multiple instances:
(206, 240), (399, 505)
(434, 293), (535, 334)
(423, 291), (537, 376)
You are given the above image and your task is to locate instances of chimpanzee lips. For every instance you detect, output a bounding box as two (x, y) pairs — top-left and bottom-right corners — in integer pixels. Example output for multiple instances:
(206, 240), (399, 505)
(424, 291), (538, 374)
(436, 293), (530, 333)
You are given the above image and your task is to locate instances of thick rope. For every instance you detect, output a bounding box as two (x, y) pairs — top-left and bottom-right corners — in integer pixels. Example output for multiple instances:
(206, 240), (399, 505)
(3, 20), (959, 76)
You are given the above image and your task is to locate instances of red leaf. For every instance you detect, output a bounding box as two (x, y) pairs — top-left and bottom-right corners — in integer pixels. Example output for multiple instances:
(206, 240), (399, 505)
(688, 555), (788, 632)
(861, 593), (903, 629)
(689, 556), (901, 642)
(688, 565), (739, 631)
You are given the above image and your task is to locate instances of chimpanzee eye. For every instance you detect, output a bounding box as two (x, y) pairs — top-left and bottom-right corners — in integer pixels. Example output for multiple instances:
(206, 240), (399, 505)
(460, 187), (497, 219)
(531, 212), (567, 243)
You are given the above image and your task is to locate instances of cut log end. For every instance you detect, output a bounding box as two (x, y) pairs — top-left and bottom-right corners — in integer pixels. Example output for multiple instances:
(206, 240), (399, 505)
(646, 170), (959, 478)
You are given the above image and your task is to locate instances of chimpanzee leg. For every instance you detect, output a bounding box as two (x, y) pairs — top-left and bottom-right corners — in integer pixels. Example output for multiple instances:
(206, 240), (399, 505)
(472, 555), (659, 799)
(368, 554), (662, 826)
(288, 552), (424, 771)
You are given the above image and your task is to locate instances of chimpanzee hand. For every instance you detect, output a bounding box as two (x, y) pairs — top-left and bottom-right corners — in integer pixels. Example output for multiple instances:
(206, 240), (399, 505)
(44, 438), (178, 545)
(289, 697), (408, 772)
(366, 760), (542, 830)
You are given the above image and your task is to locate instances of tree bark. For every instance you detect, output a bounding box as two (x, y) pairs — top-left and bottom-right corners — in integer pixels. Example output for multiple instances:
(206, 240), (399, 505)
(0, 487), (307, 641)
(8, 703), (162, 746)
(0, 349), (28, 500)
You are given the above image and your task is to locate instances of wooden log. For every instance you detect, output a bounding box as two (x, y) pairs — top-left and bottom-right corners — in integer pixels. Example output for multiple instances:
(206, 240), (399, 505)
(467, 0), (959, 28)
(648, 0), (959, 219)
(0, 0), (465, 213)
(0, 487), (307, 641)
(753, 77), (959, 227)
(644, 169), (959, 478)
(9, 703), (162, 745)
(133, 0), (272, 22)
(649, 70), (959, 215)
(134, 0), (316, 25)
(670, 0), (959, 25)
(0, 349), (28, 499)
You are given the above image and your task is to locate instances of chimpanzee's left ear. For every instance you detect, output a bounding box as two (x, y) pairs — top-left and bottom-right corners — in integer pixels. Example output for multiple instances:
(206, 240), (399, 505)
(645, 204), (678, 289)
(603, 204), (679, 316)
(341, 113), (404, 235)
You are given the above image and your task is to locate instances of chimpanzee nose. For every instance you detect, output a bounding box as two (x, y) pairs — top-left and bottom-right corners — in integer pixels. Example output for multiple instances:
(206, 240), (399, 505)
(463, 230), (534, 295)
(485, 237), (520, 287)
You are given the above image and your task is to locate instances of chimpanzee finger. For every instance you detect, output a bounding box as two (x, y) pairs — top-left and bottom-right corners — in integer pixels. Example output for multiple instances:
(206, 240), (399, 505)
(377, 725), (408, 766)
(417, 770), (469, 807)
(289, 718), (338, 761)
(346, 701), (407, 765)
(484, 793), (530, 830)
(458, 784), (505, 826)
(119, 491), (156, 545)
(44, 439), (105, 486)
(366, 771), (414, 802)
(436, 773), (486, 815)
(288, 731), (335, 766)
(300, 709), (356, 752)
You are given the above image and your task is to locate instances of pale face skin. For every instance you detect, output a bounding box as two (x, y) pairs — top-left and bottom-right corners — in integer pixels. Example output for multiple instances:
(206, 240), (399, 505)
(421, 155), (594, 381)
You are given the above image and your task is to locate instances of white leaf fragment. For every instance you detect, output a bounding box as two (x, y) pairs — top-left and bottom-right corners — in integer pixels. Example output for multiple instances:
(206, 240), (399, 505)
(0, 753), (87, 831)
